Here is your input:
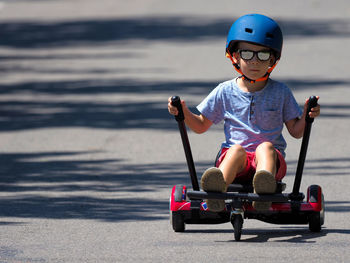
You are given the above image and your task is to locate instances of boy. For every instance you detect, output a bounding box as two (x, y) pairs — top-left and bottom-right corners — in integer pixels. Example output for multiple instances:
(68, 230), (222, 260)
(167, 14), (320, 211)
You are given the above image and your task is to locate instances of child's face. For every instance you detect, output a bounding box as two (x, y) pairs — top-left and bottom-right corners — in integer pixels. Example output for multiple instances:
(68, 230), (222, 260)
(233, 42), (275, 81)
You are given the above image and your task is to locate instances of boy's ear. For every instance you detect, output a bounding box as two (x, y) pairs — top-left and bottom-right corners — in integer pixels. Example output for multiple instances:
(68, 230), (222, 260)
(232, 51), (239, 64)
(269, 55), (276, 66)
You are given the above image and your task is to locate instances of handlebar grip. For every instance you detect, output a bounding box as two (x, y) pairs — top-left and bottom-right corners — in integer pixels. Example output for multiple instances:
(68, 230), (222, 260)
(306, 96), (318, 123)
(171, 95), (184, 122)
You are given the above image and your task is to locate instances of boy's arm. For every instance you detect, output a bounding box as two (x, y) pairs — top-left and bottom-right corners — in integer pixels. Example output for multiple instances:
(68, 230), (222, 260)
(168, 97), (213, 134)
(285, 117), (305, 139)
(285, 97), (320, 138)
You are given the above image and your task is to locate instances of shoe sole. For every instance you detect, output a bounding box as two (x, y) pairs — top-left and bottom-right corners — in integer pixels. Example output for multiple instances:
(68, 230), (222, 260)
(253, 170), (276, 194)
(200, 167), (226, 212)
(252, 170), (276, 211)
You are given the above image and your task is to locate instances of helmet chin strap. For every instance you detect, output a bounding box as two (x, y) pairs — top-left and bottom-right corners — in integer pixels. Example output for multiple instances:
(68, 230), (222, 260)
(226, 52), (278, 84)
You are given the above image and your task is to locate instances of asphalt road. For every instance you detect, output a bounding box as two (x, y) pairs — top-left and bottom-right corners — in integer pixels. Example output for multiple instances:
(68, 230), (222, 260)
(0, 0), (350, 262)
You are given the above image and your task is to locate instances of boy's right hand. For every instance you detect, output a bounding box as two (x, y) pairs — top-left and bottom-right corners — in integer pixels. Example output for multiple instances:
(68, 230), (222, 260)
(168, 96), (185, 116)
(168, 96), (212, 133)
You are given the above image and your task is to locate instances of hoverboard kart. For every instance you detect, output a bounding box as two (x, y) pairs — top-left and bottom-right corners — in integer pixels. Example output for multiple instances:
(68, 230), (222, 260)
(169, 96), (324, 241)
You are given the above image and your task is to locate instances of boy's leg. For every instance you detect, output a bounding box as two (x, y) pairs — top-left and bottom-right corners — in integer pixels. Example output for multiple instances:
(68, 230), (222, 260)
(218, 145), (247, 188)
(255, 141), (277, 177)
(201, 145), (247, 212)
(252, 142), (278, 210)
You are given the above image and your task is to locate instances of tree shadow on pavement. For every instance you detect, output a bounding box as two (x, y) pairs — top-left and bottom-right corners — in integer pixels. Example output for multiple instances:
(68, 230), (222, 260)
(1, 151), (349, 222)
(286, 157), (350, 177)
(0, 16), (348, 48)
(0, 16), (349, 132)
(1, 79), (349, 132)
(0, 151), (212, 222)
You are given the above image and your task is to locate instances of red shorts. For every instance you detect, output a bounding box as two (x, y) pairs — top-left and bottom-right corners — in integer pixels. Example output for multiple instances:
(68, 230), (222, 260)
(215, 147), (287, 184)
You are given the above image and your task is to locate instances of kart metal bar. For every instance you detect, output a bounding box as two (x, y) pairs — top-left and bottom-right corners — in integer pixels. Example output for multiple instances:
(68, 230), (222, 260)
(291, 96), (318, 199)
(172, 96), (200, 191)
(186, 190), (290, 202)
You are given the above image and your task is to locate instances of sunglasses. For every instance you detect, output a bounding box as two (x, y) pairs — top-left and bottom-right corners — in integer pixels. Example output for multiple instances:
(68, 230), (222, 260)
(238, 49), (272, 61)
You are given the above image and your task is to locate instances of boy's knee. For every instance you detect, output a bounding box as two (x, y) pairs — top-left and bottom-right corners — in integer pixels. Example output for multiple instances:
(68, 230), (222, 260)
(227, 145), (246, 158)
(256, 142), (277, 159)
(230, 144), (245, 152)
(256, 142), (275, 152)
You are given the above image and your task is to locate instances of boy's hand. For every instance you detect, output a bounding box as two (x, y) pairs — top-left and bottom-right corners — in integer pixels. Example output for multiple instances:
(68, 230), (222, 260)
(303, 96), (320, 119)
(168, 96), (186, 116)
(167, 96), (212, 133)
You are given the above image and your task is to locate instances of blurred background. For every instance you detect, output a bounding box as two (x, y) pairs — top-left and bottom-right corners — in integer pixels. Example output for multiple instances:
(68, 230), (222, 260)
(0, 0), (349, 261)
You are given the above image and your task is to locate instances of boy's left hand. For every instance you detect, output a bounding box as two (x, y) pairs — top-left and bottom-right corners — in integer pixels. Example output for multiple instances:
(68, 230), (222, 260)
(303, 96), (320, 119)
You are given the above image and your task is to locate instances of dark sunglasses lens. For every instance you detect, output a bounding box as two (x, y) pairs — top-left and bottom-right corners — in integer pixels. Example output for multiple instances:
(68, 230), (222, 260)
(257, 51), (271, 61)
(240, 50), (254, 60)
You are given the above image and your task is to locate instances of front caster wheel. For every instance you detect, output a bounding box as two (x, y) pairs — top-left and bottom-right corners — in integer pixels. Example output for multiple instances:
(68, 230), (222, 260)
(231, 214), (243, 241)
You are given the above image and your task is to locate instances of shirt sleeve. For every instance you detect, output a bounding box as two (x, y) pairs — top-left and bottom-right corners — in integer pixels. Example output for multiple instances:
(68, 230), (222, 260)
(283, 86), (303, 122)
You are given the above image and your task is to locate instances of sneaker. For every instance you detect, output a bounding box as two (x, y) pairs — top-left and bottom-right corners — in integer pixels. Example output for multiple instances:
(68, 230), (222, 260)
(252, 170), (276, 211)
(200, 167), (226, 212)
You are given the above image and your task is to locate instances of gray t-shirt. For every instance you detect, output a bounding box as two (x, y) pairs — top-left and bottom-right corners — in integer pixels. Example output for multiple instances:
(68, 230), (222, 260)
(197, 78), (302, 157)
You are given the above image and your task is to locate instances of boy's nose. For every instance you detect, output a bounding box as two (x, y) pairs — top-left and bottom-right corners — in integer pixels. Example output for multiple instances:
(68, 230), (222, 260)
(250, 54), (260, 63)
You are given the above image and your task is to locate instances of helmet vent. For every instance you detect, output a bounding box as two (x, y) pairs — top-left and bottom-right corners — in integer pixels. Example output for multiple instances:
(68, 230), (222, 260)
(266, 32), (274, 39)
(245, 28), (253, 33)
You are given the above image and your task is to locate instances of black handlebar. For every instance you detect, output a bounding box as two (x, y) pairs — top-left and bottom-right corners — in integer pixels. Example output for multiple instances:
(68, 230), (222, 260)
(171, 95), (200, 191)
(291, 95), (319, 200)
(306, 96), (318, 123)
(171, 96), (184, 122)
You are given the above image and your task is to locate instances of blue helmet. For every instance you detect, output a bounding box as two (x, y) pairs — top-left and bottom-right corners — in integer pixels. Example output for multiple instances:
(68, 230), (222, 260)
(226, 14), (283, 60)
